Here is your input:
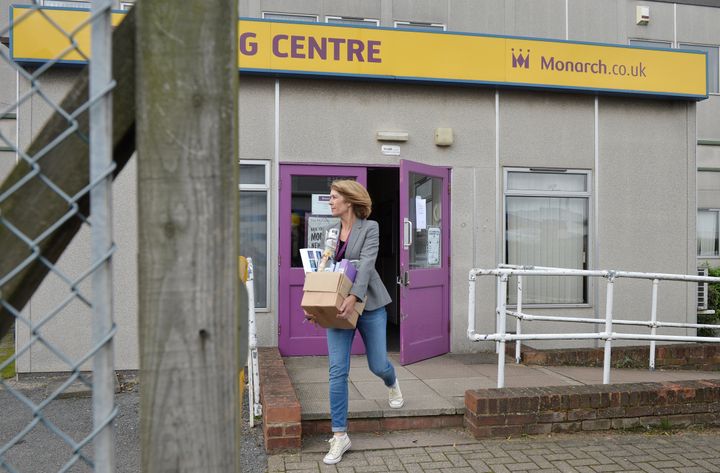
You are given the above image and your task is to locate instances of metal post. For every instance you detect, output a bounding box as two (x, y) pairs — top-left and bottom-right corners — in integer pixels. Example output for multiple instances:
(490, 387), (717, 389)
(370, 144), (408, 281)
(90, 0), (115, 471)
(497, 274), (508, 388)
(495, 276), (501, 354)
(649, 279), (659, 370)
(602, 276), (615, 384)
(246, 258), (262, 426)
(467, 271), (476, 337)
(515, 275), (522, 364)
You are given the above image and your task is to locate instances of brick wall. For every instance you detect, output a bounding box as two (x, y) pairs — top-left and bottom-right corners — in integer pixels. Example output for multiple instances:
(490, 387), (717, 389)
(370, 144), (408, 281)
(515, 343), (720, 371)
(258, 347), (301, 452)
(465, 379), (720, 439)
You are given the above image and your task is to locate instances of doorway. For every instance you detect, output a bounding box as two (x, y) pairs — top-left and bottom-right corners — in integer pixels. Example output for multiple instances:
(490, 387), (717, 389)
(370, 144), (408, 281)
(277, 162), (450, 364)
(367, 167), (400, 352)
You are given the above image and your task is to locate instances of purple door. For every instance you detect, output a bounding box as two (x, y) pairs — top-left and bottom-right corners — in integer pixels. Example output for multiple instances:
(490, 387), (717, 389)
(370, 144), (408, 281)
(399, 160), (451, 365)
(278, 165), (367, 356)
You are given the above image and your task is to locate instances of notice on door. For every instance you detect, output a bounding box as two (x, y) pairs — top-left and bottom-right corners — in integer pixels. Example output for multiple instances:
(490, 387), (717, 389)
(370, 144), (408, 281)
(306, 215), (339, 249)
(415, 196), (427, 231)
(427, 227), (441, 266)
(312, 194), (332, 215)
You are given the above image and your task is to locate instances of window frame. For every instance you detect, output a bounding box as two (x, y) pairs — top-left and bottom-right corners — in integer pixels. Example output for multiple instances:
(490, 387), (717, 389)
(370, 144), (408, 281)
(325, 16), (380, 27)
(698, 208), (720, 258)
(41, 0), (90, 9)
(119, 2), (134, 10)
(503, 167), (593, 308)
(393, 20), (447, 31)
(261, 11), (319, 22)
(628, 38), (672, 49)
(239, 159), (271, 311)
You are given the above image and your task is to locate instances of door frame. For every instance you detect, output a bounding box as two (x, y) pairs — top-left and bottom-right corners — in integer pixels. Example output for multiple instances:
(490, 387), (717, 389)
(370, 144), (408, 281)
(277, 164), (367, 356)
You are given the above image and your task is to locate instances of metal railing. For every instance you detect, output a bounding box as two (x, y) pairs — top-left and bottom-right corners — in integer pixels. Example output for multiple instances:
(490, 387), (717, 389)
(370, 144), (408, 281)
(468, 265), (720, 388)
(241, 256), (262, 428)
(0, 1), (117, 471)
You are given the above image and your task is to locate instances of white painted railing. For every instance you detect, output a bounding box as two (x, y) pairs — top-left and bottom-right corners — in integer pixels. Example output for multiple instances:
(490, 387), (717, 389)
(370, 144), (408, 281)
(467, 265), (720, 388)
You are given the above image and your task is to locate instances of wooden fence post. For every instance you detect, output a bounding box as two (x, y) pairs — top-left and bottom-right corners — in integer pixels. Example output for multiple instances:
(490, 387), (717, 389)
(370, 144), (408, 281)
(136, 0), (240, 471)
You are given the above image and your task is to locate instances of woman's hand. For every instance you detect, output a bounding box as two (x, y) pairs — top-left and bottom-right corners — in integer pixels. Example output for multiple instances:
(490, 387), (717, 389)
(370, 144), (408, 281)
(303, 309), (317, 325)
(337, 294), (358, 319)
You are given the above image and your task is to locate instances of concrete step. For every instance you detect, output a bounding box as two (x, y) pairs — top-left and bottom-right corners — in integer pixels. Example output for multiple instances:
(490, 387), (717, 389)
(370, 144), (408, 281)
(301, 426), (476, 453)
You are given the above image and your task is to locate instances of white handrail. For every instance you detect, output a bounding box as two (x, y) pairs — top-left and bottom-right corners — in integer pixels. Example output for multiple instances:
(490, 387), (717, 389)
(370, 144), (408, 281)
(245, 257), (262, 426)
(468, 266), (720, 387)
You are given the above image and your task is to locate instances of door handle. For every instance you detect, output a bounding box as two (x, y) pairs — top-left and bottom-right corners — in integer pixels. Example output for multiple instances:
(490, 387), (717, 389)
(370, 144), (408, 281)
(396, 271), (410, 287)
(403, 218), (413, 250)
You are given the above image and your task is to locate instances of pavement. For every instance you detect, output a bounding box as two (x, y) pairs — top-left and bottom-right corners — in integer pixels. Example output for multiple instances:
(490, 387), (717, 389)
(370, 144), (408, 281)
(0, 373), (268, 473)
(3, 354), (720, 472)
(276, 352), (720, 472)
(271, 428), (720, 472)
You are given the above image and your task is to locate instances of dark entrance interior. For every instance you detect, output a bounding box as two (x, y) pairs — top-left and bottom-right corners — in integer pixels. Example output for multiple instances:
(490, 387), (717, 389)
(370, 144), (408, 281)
(367, 167), (400, 352)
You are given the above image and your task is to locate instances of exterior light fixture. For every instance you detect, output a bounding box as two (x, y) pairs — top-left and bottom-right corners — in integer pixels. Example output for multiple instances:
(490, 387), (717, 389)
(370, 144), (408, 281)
(434, 127), (454, 146)
(376, 131), (409, 142)
(636, 6), (650, 25)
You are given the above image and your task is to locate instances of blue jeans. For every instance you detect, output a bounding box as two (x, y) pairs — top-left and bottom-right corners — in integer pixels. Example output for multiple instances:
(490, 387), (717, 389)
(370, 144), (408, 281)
(326, 306), (396, 433)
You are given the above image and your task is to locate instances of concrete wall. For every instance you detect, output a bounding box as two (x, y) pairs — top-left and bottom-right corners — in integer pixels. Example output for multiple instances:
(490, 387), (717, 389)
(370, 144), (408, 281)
(12, 70), (139, 373)
(597, 98), (696, 341)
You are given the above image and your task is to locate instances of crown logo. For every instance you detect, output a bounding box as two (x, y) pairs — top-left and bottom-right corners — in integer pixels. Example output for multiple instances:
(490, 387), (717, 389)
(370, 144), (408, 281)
(511, 48), (530, 69)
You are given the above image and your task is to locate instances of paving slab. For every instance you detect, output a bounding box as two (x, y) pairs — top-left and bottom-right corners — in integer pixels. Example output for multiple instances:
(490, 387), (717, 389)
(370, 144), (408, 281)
(424, 376), (496, 397)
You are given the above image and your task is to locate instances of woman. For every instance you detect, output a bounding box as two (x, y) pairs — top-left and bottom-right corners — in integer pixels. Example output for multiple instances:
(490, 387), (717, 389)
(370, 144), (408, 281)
(306, 179), (403, 465)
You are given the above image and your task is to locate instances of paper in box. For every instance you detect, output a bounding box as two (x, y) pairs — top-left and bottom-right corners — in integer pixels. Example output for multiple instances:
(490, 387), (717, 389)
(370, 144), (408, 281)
(301, 272), (366, 329)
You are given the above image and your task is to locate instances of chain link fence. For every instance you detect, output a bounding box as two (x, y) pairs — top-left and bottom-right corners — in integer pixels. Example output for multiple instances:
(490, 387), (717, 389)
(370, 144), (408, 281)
(0, 1), (118, 471)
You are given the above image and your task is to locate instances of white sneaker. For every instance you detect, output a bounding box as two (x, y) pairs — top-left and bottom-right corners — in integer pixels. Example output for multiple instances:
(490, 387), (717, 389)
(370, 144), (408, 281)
(389, 380), (404, 408)
(323, 434), (351, 465)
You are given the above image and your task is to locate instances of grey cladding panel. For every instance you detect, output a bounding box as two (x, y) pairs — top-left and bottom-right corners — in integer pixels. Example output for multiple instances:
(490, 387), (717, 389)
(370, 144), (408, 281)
(322, 0), (382, 20)
(239, 77), (276, 160)
(568, 0), (620, 43)
(697, 97), (720, 141)
(261, 0), (322, 16)
(392, 0), (448, 24)
(500, 91), (595, 168)
(512, 0), (566, 39)
(447, 0), (506, 34)
(697, 144), (720, 168)
(677, 4), (720, 44)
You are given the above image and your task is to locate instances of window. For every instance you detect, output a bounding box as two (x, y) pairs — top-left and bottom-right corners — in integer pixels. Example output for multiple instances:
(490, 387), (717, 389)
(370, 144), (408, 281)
(120, 2), (134, 11)
(628, 39), (672, 49)
(325, 16), (379, 27)
(504, 168), (591, 305)
(42, 0), (89, 8)
(678, 43), (719, 94)
(698, 209), (720, 257)
(262, 12), (318, 22)
(240, 160), (270, 310)
(394, 21), (446, 31)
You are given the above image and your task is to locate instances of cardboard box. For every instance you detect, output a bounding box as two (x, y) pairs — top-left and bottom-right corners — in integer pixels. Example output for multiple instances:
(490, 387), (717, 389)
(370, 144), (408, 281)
(301, 272), (366, 329)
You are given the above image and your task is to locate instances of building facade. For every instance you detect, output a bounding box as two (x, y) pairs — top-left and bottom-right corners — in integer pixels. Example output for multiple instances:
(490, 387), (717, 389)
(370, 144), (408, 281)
(1, 0), (719, 372)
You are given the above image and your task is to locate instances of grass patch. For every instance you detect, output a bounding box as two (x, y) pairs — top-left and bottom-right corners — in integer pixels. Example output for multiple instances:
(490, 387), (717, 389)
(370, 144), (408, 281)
(0, 328), (16, 379)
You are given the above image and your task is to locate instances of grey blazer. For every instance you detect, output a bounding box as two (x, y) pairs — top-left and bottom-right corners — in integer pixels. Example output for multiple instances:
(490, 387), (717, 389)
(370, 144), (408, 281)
(328, 219), (392, 311)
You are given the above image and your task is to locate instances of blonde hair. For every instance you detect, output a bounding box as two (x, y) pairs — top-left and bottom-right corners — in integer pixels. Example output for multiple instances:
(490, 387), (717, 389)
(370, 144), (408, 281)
(330, 180), (372, 219)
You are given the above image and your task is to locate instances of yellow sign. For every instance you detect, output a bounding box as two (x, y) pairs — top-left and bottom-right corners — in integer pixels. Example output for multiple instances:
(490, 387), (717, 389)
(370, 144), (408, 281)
(11, 6), (127, 64)
(10, 7), (707, 99)
(237, 19), (707, 99)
